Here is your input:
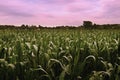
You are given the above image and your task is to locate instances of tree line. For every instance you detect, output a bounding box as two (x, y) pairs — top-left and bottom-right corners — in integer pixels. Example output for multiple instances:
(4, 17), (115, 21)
(0, 21), (120, 29)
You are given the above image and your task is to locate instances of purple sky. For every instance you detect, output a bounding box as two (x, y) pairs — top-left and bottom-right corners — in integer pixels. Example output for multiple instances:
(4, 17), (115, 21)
(0, 0), (120, 26)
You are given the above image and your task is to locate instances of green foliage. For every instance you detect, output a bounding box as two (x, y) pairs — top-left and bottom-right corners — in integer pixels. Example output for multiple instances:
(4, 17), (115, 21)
(0, 29), (120, 80)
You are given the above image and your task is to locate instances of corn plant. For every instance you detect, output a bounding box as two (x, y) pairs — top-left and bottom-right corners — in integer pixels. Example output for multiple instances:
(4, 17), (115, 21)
(0, 29), (120, 80)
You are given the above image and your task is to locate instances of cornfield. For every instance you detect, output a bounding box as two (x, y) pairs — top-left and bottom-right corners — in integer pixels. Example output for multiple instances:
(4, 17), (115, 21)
(0, 29), (120, 80)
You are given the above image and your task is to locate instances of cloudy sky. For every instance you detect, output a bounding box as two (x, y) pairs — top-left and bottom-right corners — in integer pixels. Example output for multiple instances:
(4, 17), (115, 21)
(0, 0), (120, 26)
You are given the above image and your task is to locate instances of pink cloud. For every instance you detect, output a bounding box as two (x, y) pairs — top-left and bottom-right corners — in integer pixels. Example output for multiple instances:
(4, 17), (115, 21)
(0, 0), (120, 26)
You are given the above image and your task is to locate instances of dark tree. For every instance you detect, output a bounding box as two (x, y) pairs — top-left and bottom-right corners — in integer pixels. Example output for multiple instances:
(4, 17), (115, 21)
(20, 24), (29, 29)
(83, 21), (93, 28)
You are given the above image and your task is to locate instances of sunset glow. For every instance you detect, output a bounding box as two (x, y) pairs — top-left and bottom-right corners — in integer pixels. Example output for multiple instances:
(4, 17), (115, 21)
(0, 0), (120, 26)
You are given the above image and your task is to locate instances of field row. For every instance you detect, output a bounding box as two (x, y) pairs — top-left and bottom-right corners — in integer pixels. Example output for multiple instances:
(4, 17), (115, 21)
(0, 29), (120, 80)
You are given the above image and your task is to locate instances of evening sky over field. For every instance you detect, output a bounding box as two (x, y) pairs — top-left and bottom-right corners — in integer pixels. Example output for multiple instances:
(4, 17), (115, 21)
(0, 0), (120, 26)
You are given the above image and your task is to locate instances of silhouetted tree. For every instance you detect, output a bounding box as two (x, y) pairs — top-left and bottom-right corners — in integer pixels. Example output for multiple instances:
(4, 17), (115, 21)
(38, 25), (44, 28)
(83, 21), (93, 28)
(20, 24), (29, 29)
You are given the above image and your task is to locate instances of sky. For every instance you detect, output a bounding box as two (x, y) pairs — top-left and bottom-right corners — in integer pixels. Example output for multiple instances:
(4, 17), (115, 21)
(0, 0), (120, 26)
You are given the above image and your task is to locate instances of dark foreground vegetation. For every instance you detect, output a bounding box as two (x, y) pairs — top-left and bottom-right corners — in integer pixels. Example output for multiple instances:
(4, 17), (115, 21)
(0, 23), (120, 80)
